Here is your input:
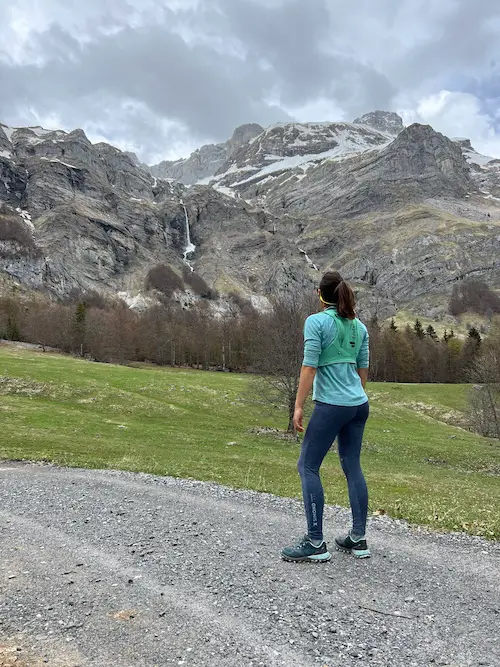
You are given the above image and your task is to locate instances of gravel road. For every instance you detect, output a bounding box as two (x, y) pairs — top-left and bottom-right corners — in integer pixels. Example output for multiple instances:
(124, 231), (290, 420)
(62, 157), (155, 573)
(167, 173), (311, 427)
(0, 462), (499, 667)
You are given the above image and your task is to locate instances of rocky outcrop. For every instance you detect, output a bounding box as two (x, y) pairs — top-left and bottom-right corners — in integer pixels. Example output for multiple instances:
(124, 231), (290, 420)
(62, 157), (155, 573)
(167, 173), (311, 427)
(151, 143), (227, 184)
(353, 110), (404, 136)
(149, 123), (264, 185)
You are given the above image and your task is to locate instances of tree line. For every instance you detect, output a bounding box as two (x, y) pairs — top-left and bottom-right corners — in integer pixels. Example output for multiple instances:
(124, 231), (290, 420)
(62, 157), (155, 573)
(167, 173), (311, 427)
(1, 289), (499, 437)
(0, 293), (496, 378)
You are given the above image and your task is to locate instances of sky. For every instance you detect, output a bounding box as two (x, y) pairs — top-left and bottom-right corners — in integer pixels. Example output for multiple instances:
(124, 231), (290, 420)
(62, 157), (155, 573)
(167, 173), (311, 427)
(1, 0), (500, 163)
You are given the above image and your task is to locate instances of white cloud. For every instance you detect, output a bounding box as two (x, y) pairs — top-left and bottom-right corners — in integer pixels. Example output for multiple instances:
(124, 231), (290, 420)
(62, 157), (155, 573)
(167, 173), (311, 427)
(399, 90), (500, 158)
(2, 0), (500, 162)
(284, 97), (347, 124)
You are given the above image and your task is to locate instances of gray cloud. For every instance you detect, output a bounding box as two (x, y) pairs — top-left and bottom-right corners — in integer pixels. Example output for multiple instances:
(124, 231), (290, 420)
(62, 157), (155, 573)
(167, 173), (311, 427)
(1, 0), (500, 161)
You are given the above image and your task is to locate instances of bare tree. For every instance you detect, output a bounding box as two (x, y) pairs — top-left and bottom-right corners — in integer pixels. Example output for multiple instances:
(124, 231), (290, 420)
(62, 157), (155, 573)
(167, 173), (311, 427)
(249, 294), (312, 432)
(467, 349), (500, 439)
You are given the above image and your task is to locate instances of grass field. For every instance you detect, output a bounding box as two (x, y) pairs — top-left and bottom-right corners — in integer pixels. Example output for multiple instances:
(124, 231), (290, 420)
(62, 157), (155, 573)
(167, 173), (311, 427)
(0, 344), (499, 539)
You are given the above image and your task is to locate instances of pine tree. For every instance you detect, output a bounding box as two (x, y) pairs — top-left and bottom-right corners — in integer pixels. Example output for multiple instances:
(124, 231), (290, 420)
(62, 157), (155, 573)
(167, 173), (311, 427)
(73, 302), (87, 356)
(468, 327), (482, 344)
(413, 318), (425, 339)
(6, 315), (20, 341)
(426, 324), (438, 340)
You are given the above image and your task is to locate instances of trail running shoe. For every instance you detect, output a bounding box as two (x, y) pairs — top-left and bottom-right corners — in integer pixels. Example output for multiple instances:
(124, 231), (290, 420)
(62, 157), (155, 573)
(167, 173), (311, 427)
(335, 533), (371, 559)
(281, 535), (331, 563)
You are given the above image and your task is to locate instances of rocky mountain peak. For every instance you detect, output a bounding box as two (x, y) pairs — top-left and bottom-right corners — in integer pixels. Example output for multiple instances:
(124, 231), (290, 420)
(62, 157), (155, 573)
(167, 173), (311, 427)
(353, 110), (404, 136)
(149, 123), (264, 185)
(393, 122), (464, 156)
(453, 137), (474, 151)
(230, 123), (264, 145)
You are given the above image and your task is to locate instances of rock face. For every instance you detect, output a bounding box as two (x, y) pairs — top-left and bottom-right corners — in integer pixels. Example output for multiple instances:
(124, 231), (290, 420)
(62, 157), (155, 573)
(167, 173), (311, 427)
(353, 110), (404, 136)
(0, 124), (276, 301)
(149, 123), (264, 185)
(260, 124), (471, 217)
(1, 113), (500, 321)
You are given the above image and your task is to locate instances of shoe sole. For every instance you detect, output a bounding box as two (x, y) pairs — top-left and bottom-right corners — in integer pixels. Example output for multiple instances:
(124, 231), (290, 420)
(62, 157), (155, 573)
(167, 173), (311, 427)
(335, 545), (371, 559)
(281, 551), (332, 563)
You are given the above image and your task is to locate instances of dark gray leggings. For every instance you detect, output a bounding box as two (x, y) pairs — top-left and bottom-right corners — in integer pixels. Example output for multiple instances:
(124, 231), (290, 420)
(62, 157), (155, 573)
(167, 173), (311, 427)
(297, 401), (369, 541)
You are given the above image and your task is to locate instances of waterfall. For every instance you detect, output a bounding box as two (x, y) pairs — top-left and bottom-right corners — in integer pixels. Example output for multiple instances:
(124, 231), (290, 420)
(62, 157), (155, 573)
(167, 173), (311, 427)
(180, 199), (196, 270)
(299, 248), (319, 271)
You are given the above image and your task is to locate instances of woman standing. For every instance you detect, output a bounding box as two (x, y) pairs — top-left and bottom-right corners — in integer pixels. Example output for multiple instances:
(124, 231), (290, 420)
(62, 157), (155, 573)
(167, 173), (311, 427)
(281, 271), (370, 562)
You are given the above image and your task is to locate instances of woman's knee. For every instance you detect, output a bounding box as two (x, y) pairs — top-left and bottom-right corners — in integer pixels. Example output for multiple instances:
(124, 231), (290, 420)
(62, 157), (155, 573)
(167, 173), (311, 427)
(340, 454), (362, 478)
(297, 456), (317, 478)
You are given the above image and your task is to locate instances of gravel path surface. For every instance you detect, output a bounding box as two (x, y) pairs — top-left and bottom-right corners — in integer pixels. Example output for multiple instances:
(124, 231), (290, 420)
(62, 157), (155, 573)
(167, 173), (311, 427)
(0, 462), (499, 667)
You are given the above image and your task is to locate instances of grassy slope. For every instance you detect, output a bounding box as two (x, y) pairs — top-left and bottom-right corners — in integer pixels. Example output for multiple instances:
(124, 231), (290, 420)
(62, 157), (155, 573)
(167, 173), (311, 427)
(0, 345), (498, 539)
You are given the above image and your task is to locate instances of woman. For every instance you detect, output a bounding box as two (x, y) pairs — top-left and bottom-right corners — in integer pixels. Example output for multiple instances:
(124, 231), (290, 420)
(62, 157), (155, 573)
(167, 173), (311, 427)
(281, 271), (370, 562)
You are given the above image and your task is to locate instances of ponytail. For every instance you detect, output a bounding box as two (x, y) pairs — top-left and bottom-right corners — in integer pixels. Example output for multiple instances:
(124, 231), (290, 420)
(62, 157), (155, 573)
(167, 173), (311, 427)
(336, 280), (356, 320)
(319, 271), (357, 319)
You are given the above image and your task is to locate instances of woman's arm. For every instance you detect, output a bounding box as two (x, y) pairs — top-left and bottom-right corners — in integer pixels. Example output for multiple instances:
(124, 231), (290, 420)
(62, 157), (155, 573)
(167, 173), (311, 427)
(357, 367), (369, 389)
(356, 326), (370, 390)
(293, 366), (317, 432)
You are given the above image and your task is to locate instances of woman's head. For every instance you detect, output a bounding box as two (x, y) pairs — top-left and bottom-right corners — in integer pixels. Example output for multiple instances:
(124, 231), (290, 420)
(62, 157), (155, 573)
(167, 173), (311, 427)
(318, 271), (356, 320)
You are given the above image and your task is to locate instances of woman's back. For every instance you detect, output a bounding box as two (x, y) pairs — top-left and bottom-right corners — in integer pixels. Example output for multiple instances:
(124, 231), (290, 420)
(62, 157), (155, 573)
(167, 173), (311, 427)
(303, 309), (369, 407)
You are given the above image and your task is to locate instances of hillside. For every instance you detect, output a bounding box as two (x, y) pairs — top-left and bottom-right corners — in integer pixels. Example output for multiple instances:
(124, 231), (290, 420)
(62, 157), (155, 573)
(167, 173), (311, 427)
(0, 344), (498, 538)
(1, 111), (500, 320)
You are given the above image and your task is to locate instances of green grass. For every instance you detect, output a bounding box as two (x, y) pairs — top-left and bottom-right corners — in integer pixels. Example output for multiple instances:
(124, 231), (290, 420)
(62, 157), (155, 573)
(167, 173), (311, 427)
(1, 345), (499, 539)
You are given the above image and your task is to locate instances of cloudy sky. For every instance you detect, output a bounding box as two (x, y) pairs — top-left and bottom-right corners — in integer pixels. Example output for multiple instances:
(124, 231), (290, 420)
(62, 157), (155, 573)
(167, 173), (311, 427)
(1, 0), (500, 163)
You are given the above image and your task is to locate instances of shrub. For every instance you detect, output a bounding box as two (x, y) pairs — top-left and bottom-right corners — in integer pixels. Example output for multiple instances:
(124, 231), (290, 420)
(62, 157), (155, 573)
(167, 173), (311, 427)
(146, 264), (183, 297)
(182, 267), (218, 299)
(0, 210), (35, 249)
(450, 280), (500, 317)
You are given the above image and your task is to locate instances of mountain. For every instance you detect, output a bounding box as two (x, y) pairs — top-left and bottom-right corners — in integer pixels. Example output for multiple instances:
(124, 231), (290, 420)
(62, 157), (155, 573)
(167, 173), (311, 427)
(353, 110), (404, 136)
(1, 111), (500, 322)
(149, 123), (264, 185)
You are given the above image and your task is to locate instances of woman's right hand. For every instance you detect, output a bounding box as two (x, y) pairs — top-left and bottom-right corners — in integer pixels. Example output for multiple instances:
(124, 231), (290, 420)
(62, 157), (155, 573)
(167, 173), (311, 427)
(293, 407), (304, 433)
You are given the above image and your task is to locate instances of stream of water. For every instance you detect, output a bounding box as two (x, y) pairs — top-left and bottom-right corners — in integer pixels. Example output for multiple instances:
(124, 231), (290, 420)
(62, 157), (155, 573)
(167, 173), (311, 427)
(180, 199), (196, 270)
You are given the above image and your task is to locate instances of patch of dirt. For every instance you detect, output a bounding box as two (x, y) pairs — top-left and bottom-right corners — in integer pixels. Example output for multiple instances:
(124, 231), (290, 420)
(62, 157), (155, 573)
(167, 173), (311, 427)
(393, 401), (469, 430)
(0, 644), (44, 667)
(0, 642), (81, 667)
(111, 609), (137, 621)
(0, 377), (50, 398)
(249, 427), (298, 442)
(0, 376), (86, 401)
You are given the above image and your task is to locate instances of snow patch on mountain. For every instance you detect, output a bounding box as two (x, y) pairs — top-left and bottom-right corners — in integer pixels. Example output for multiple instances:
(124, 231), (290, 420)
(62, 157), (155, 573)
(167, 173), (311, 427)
(0, 125), (15, 142)
(210, 122), (392, 190)
(464, 149), (496, 168)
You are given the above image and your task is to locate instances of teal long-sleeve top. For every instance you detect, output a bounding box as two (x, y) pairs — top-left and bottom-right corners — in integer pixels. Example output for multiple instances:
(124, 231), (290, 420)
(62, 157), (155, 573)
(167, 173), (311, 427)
(303, 308), (369, 407)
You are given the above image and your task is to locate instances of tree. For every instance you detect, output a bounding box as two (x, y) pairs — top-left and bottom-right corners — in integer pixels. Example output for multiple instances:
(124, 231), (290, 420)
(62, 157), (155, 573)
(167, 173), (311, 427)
(468, 327), (482, 344)
(0, 297), (22, 341)
(24, 304), (60, 351)
(426, 324), (438, 341)
(450, 280), (500, 317)
(467, 349), (500, 439)
(249, 294), (311, 432)
(73, 302), (87, 356)
(413, 319), (425, 339)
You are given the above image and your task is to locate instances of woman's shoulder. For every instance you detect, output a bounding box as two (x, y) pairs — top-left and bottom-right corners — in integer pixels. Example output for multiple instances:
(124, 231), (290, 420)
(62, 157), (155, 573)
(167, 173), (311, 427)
(305, 311), (336, 332)
(355, 318), (369, 336)
(306, 310), (336, 323)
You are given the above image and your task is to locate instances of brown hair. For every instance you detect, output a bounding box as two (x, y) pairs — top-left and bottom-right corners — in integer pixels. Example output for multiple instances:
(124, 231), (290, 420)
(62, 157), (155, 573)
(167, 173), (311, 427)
(319, 271), (356, 320)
